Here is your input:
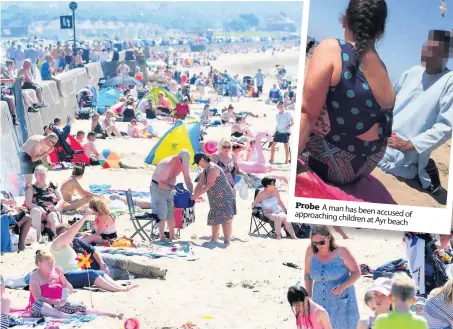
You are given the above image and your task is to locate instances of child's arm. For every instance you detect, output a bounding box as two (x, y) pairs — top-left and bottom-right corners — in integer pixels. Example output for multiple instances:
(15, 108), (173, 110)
(304, 246), (314, 297)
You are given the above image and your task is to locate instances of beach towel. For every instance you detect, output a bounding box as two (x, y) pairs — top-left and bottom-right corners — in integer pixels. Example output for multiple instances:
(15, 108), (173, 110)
(100, 244), (197, 261)
(295, 160), (396, 204)
(89, 185), (151, 198)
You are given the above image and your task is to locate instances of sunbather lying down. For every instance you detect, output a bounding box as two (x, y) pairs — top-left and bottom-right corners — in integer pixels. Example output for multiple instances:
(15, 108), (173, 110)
(109, 194), (151, 209)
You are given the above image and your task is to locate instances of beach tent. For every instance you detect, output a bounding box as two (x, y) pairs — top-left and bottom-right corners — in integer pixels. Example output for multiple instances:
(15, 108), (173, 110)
(142, 87), (180, 109)
(145, 120), (200, 166)
(97, 87), (123, 108)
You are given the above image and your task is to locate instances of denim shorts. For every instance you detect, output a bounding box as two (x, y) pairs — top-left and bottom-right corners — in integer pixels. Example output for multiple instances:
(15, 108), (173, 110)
(64, 270), (105, 288)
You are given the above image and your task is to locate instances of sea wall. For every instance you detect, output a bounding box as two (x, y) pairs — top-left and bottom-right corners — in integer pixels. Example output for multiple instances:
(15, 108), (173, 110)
(0, 62), (104, 194)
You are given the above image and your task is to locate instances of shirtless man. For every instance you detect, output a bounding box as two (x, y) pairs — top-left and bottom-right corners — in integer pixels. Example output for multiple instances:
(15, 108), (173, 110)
(150, 149), (193, 241)
(20, 133), (58, 185)
(63, 44), (73, 70)
(60, 166), (97, 211)
(17, 59), (46, 107)
(51, 42), (64, 72)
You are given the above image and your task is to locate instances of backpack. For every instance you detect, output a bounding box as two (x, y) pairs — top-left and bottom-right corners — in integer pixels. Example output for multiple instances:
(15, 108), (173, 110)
(291, 223), (311, 239)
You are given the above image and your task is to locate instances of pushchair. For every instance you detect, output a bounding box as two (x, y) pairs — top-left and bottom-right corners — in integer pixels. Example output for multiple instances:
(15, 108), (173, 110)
(279, 78), (290, 90)
(242, 76), (254, 91)
(76, 88), (96, 120)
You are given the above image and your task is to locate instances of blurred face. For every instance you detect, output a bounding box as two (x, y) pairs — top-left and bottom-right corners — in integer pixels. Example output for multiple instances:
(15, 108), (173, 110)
(311, 234), (330, 252)
(415, 304), (424, 314)
(35, 169), (47, 183)
(372, 291), (392, 313)
(88, 134), (96, 142)
(366, 299), (376, 312)
(264, 181), (276, 192)
(421, 34), (451, 69)
(78, 133), (85, 140)
(221, 142), (232, 154)
(277, 104), (284, 113)
(45, 137), (57, 147)
(38, 257), (55, 274)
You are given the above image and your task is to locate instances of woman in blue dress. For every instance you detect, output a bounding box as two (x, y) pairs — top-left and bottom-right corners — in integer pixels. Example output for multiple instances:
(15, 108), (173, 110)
(304, 225), (361, 329)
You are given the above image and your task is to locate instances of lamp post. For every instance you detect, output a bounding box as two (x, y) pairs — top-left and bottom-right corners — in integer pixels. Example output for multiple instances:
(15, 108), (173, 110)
(69, 1), (78, 54)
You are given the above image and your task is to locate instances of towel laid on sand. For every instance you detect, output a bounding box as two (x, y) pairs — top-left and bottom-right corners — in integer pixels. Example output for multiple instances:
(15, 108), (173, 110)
(100, 244), (197, 261)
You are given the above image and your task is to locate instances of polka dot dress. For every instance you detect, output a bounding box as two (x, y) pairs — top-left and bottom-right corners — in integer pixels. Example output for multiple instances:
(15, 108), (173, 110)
(302, 39), (394, 185)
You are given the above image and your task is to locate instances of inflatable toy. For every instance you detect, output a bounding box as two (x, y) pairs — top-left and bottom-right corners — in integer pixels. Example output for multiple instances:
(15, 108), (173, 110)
(237, 132), (273, 174)
(99, 149), (121, 168)
(204, 140), (218, 155)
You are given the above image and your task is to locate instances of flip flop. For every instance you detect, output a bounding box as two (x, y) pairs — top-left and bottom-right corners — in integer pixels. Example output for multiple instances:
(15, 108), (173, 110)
(283, 262), (300, 269)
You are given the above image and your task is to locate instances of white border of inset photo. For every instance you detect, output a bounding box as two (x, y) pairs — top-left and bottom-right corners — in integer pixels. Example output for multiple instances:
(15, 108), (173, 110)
(287, 0), (453, 234)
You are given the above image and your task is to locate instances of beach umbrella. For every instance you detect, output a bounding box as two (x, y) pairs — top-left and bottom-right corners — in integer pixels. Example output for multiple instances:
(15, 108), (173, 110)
(106, 76), (143, 86)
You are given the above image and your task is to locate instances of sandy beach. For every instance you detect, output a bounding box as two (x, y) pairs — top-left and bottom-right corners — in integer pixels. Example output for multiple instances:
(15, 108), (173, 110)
(1, 49), (408, 329)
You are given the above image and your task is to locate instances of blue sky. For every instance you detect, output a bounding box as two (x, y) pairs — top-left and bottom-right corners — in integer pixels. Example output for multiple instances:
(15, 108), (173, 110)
(307, 0), (452, 81)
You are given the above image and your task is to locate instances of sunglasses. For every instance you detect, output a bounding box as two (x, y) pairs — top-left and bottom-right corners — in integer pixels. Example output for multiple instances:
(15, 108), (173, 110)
(312, 238), (328, 246)
(222, 145), (232, 149)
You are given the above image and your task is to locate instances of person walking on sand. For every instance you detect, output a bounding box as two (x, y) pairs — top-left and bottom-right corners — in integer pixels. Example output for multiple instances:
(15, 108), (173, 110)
(255, 69), (265, 96)
(270, 101), (293, 164)
(20, 133), (58, 185)
(378, 30), (453, 196)
(304, 225), (360, 329)
(191, 153), (236, 246)
(151, 150), (193, 241)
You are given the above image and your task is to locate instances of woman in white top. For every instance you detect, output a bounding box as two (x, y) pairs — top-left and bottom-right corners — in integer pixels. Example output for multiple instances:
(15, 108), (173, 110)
(252, 177), (297, 239)
(101, 110), (121, 137)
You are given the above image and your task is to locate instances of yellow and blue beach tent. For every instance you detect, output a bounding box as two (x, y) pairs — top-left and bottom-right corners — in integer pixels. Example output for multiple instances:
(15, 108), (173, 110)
(144, 120), (200, 166)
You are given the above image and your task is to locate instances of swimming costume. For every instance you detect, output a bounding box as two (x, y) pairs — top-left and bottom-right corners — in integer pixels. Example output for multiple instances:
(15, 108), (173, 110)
(302, 39), (393, 185)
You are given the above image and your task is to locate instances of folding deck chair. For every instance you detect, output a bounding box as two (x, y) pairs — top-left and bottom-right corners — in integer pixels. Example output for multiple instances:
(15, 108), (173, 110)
(249, 189), (275, 236)
(126, 189), (158, 242)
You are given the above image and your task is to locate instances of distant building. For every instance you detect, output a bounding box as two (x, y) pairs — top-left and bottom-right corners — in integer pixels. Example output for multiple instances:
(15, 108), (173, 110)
(264, 15), (296, 32)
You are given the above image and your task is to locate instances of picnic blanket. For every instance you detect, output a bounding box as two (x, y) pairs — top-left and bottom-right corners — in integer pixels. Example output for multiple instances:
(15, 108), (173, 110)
(9, 309), (96, 328)
(99, 244), (197, 261)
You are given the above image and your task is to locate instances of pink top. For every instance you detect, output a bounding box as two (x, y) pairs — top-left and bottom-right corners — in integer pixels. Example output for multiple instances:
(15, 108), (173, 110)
(28, 274), (63, 308)
(158, 97), (170, 109)
(296, 308), (324, 329)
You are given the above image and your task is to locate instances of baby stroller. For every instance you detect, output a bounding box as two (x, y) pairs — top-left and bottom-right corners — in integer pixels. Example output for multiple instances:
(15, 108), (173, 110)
(242, 76), (254, 91)
(76, 88), (96, 120)
(279, 78), (290, 90)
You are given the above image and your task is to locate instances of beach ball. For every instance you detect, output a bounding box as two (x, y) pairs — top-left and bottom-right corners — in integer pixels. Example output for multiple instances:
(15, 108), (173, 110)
(99, 149), (111, 161)
(204, 140), (218, 155)
(105, 151), (121, 168)
(124, 317), (140, 329)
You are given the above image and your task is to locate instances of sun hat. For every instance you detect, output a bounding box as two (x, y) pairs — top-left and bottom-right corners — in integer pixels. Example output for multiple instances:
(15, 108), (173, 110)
(368, 277), (392, 296)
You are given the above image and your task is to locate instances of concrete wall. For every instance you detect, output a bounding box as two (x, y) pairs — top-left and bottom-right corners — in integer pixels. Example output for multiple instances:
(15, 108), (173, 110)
(0, 62), (104, 195)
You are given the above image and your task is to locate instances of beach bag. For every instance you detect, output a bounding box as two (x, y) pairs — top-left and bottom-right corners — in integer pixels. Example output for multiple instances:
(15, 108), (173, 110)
(174, 183), (193, 208)
(291, 223), (311, 239)
(373, 259), (411, 280)
(239, 179), (249, 200)
(174, 207), (195, 229)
